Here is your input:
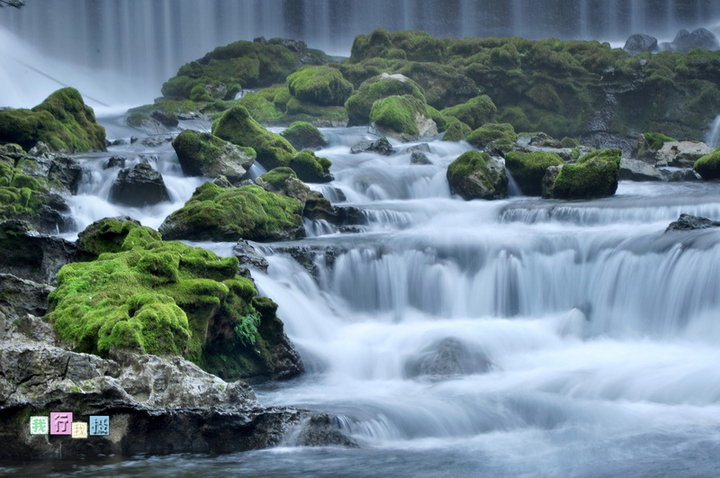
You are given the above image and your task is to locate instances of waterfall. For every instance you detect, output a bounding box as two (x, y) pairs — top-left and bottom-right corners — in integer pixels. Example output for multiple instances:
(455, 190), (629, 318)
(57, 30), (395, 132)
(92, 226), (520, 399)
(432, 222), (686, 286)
(2, 0), (720, 108)
(706, 114), (720, 147)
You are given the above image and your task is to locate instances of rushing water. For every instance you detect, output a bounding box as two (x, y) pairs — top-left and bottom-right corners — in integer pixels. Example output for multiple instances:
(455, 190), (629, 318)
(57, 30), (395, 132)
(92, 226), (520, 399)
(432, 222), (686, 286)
(8, 124), (720, 477)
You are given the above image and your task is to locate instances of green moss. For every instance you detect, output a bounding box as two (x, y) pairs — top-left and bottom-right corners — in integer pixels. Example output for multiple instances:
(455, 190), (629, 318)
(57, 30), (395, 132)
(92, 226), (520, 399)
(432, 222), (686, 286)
(467, 123), (518, 150)
(694, 148), (720, 180)
(505, 151), (564, 196)
(0, 88), (105, 152)
(443, 119), (472, 141)
(549, 148), (621, 199)
(237, 93), (284, 123)
(287, 66), (353, 106)
(369, 94), (429, 138)
(259, 167), (298, 189)
(441, 95), (497, 130)
(560, 137), (580, 148)
(171, 129), (256, 182)
(281, 121), (328, 150)
(76, 217), (158, 257)
(212, 105), (296, 169)
(159, 182), (303, 241)
(396, 61), (479, 109)
(351, 29), (447, 63)
(642, 132), (677, 150)
(289, 150), (333, 182)
(345, 73), (426, 126)
(0, 147), (57, 223)
(446, 150), (507, 200)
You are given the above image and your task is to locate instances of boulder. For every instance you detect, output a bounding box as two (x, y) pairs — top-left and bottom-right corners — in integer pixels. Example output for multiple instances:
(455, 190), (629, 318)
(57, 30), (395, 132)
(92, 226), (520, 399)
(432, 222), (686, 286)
(281, 121), (329, 150)
(693, 147), (720, 180)
(369, 94), (438, 142)
(172, 130), (256, 184)
(350, 136), (394, 155)
(104, 155), (127, 169)
(633, 132), (677, 163)
(212, 105), (296, 170)
(670, 28), (720, 53)
(289, 150), (333, 182)
(345, 73), (426, 126)
(233, 239), (269, 275)
(256, 167), (316, 205)
(441, 95), (497, 130)
(528, 132), (562, 148)
(543, 148), (621, 199)
(410, 150), (432, 165)
(666, 213), (720, 232)
(150, 109), (179, 128)
(404, 337), (491, 378)
(76, 216), (144, 257)
(159, 182), (303, 242)
(467, 122), (518, 155)
(623, 33), (658, 53)
(442, 119), (472, 142)
(447, 151), (508, 200)
(109, 163), (170, 206)
(287, 66), (353, 107)
(505, 151), (564, 195)
(656, 141), (713, 168)
(619, 157), (664, 181)
(0, 220), (77, 283)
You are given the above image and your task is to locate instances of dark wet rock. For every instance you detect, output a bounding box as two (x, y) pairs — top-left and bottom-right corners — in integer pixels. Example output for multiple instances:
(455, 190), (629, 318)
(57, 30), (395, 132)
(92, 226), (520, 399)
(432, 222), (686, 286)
(303, 196), (365, 227)
(109, 163), (170, 207)
(404, 338), (491, 379)
(670, 28), (719, 53)
(350, 137), (394, 155)
(619, 157), (664, 181)
(233, 239), (269, 275)
(623, 33), (658, 53)
(150, 109), (179, 128)
(410, 150), (432, 165)
(104, 155), (127, 169)
(666, 214), (720, 232)
(662, 168), (701, 182)
(0, 273), (53, 320)
(0, 220), (77, 283)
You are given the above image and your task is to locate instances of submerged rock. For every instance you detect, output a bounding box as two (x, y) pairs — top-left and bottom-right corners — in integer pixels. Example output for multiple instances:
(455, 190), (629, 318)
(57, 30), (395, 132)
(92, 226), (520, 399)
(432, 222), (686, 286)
(109, 162), (170, 206)
(666, 214), (720, 232)
(404, 337), (491, 379)
(350, 136), (394, 155)
(447, 151), (508, 200)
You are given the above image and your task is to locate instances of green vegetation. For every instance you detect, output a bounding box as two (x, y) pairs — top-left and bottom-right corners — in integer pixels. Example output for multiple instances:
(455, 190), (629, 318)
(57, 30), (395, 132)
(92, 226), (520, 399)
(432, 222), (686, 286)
(446, 150), (507, 200)
(171, 130), (256, 183)
(504, 151), (564, 196)
(548, 148), (621, 199)
(441, 95), (497, 130)
(281, 121), (328, 149)
(345, 73), (426, 126)
(467, 122), (518, 152)
(159, 182), (303, 241)
(49, 218), (292, 379)
(0, 88), (105, 152)
(642, 132), (677, 150)
(443, 119), (472, 141)
(289, 150), (333, 183)
(369, 95), (431, 139)
(694, 148), (720, 179)
(287, 66), (353, 106)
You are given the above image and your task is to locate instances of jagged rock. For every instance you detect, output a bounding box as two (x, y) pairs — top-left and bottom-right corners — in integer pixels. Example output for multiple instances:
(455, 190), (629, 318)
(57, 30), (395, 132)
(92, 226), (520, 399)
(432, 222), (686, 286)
(623, 33), (658, 53)
(666, 214), (720, 232)
(0, 220), (77, 283)
(655, 141), (714, 168)
(404, 338), (491, 378)
(109, 163), (170, 206)
(619, 157), (664, 181)
(303, 196), (365, 227)
(233, 239), (269, 274)
(0, 273), (53, 321)
(670, 28), (720, 53)
(528, 132), (562, 148)
(104, 155), (127, 169)
(350, 137), (394, 155)
(139, 135), (175, 148)
(410, 150), (432, 164)
(150, 109), (179, 128)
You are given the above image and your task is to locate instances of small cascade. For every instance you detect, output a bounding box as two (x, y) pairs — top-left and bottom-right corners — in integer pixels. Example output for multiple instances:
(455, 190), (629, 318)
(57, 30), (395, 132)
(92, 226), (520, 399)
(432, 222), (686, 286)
(705, 114), (720, 147)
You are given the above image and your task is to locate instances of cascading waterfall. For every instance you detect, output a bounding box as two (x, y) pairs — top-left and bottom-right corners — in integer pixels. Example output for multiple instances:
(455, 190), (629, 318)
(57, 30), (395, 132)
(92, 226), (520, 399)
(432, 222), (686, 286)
(706, 114), (720, 147)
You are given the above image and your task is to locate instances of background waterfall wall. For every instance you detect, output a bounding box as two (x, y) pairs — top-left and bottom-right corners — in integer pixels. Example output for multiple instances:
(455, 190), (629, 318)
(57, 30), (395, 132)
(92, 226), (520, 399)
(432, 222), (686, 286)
(2, 0), (720, 107)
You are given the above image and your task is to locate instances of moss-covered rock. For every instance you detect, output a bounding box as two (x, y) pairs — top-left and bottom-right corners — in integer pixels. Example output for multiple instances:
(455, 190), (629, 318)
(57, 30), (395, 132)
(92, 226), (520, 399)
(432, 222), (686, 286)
(49, 218), (301, 380)
(159, 182), (303, 242)
(280, 121), (328, 150)
(634, 132), (677, 162)
(351, 29), (447, 63)
(345, 73), (426, 126)
(443, 119), (472, 142)
(446, 151), (508, 200)
(504, 151), (564, 196)
(694, 148), (720, 179)
(212, 105), (296, 170)
(256, 167), (313, 204)
(396, 61), (479, 109)
(0, 88), (105, 152)
(369, 94), (438, 141)
(544, 148), (621, 199)
(441, 95), (497, 130)
(467, 123), (518, 153)
(172, 130), (256, 184)
(287, 66), (353, 106)
(289, 150), (333, 183)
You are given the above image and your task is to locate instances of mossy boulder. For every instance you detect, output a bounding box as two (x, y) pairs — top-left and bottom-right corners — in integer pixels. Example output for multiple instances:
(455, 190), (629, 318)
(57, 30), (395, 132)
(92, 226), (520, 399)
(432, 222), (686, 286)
(287, 66), (353, 106)
(369, 94), (438, 141)
(280, 121), (328, 150)
(172, 130), (256, 184)
(447, 151), (508, 200)
(634, 132), (677, 162)
(396, 61), (479, 109)
(159, 182), (303, 242)
(443, 120), (472, 142)
(504, 151), (564, 196)
(289, 150), (333, 183)
(49, 218), (302, 380)
(0, 88), (105, 152)
(441, 95), (497, 130)
(544, 148), (621, 199)
(351, 29), (447, 63)
(345, 73), (426, 126)
(467, 123), (518, 154)
(212, 105), (296, 170)
(256, 167), (317, 205)
(694, 148), (720, 180)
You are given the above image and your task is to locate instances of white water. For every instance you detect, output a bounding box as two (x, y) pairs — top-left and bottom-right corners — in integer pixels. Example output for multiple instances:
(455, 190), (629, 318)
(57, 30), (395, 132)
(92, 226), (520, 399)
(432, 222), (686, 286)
(26, 123), (720, 476)
(706, 114), (720, 147)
